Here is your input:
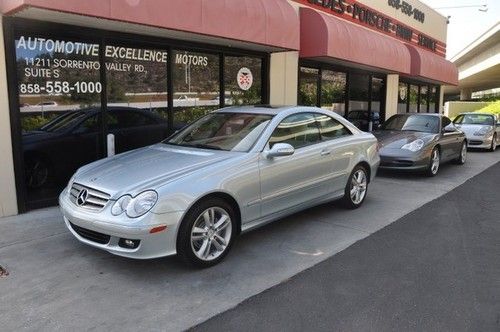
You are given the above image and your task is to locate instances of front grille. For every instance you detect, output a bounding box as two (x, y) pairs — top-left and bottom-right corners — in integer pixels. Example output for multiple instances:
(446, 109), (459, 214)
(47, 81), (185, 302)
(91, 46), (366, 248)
(69, 222), (110, 245)
(381, 160), (414, 167)
(469, 140), (483, 146)
(69, 183), (111, 211)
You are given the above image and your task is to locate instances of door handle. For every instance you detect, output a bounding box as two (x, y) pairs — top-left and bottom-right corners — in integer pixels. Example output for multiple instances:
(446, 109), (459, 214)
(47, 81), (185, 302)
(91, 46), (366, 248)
(320, 150), (331, 156)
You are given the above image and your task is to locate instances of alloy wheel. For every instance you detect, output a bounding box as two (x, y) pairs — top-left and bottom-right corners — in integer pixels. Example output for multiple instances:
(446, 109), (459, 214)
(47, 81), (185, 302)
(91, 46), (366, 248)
(190, 207), (232, 261)
(431, 149), (440, 175)
(350, 169), (367, 205)
(461, 143), (467, 163)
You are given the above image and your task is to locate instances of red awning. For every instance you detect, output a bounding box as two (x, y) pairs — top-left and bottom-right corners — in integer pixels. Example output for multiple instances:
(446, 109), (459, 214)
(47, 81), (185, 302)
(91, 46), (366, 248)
(405, 45), (458, 86)
(1, 0), (300, 51)
(300, 8), (411, 74)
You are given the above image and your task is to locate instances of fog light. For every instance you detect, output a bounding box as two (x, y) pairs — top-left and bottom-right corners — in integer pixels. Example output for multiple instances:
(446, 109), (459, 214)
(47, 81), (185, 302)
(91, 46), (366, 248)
(118, 238), (140, 249)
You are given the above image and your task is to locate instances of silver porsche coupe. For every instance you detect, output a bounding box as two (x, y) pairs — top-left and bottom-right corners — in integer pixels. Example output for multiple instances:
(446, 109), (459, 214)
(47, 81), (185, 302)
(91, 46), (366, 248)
(59, 106), (380, 267)
(374, 113), (467, 177)
(453, 113), (500, 151)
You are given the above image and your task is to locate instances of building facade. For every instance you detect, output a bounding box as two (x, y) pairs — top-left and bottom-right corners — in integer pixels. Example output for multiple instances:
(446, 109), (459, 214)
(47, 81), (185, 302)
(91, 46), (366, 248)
(0, 0), (458, 216)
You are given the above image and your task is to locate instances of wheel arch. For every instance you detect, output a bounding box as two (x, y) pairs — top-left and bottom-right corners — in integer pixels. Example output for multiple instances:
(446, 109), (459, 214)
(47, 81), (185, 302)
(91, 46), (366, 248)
(355, 160), (372, 183)
(181, 191), (242, 235)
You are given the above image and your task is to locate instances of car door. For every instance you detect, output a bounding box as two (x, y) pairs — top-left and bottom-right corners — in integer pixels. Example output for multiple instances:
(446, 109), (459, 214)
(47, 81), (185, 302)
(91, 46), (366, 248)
(314, 114), (354, 196)
(259, 113), (333, 216)
(440, 116), (462, 161)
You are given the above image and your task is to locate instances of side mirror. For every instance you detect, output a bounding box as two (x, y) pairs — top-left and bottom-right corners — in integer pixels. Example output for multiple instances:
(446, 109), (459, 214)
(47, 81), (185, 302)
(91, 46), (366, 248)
(265, 143), (295, 158)
(443, 126), (455, 133)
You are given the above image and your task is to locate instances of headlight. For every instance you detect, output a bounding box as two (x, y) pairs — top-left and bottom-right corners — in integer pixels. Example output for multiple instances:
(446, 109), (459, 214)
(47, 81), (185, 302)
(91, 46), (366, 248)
(474, 126), (492, 136)
(401, 139), (425, 152)
(111, 191), (158, 218)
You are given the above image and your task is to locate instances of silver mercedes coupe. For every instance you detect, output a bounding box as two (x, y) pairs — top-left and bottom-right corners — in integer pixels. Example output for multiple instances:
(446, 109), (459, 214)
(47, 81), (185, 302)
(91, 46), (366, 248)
(59, 106), (380, 267)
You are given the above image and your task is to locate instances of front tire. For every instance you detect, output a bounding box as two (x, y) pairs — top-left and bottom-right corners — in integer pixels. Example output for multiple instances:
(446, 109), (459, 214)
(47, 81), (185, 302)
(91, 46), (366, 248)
(176, 198), (236, 268)
(490, 134), (497, 152)
(426, 147), (440, 177)
(341, 165), (369, 209)
(454, 141), (467, 165)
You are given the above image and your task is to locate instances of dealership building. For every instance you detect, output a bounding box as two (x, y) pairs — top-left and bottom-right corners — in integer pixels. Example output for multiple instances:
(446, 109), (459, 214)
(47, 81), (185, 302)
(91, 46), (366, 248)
(0, 0), (457, 216)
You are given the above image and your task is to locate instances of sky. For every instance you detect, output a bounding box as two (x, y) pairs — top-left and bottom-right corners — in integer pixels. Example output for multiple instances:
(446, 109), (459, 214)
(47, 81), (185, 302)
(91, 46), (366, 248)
(420, 0), (500, 59)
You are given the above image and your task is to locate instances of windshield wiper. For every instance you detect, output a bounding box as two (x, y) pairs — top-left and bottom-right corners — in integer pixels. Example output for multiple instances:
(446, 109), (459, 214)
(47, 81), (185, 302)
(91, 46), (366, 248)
(191, 143), (224, 151)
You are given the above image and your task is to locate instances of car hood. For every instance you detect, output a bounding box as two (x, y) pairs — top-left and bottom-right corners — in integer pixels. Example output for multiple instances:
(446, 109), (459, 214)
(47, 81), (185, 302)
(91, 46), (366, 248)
(74, 144), (238, 196)
(373, 130), (435, 149)
(454, 124), (491, 136)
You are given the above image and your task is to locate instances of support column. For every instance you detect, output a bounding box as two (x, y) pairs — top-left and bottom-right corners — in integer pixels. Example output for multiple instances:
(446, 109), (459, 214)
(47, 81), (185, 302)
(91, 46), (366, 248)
(384, 74), (399, 120)
(439, 86), (445, 114)
(460, 88), (472, 100)
(269, 51), (299, 105)
(0, 16), (19, 217)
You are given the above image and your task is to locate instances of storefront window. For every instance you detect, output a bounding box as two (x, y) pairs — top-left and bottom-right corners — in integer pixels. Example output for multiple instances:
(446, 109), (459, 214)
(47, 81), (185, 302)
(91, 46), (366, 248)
(321, 70), (346, 115)
(419, 85), (428, 113)
(409, 85), (419, 113)
(398, 82), (408, 114)
(106, 44), (169, 153)
(371, 77), (385, 113)
(298, 67), (318, 106)
(348, 73), (369, 113)
(173, 50), (219, 129)
(224, 55), (262, 106)
(429, 86), (438, 113)
(15, 35), (102, 205)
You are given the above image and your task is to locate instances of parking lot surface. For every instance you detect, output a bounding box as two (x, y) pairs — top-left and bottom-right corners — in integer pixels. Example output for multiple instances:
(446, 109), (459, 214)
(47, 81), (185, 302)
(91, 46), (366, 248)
(0, 151), (499, 331)
(194, 159), (500, 332)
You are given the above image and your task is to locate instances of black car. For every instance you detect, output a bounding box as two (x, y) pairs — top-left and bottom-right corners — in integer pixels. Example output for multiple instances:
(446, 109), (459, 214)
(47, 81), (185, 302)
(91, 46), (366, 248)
(23, 107), (168, 189)
(347, 110), (380, 131)
(373, 113), (467, 176)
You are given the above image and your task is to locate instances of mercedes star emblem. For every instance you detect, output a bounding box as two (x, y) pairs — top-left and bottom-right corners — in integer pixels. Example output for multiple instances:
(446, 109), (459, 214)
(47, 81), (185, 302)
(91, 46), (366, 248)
(76, 189), (88, 206)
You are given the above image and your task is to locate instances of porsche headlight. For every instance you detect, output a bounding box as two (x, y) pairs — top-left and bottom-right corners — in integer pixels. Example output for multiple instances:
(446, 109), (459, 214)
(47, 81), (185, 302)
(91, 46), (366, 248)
(111, 191), (158, 218)
(474, 126), (492, 136)
(401, 139), (425, 152)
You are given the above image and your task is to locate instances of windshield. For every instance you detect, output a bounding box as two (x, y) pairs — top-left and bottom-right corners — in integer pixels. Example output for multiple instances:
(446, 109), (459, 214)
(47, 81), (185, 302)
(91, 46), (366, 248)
(382, 114), (439, 134)
(165, 112), (273, 152)
(454, 114), (494, 126)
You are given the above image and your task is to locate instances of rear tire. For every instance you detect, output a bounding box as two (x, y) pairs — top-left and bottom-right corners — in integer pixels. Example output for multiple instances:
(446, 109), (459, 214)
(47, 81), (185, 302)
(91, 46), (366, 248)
(426, 147), (440, 177)
(341, 165), (369, 209)
(176, 198), (236, 268)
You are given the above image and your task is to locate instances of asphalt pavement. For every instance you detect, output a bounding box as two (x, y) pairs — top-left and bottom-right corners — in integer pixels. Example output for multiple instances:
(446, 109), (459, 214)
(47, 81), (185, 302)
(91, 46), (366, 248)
(193, 161), (500, 332)
(0, 151), (499, 331)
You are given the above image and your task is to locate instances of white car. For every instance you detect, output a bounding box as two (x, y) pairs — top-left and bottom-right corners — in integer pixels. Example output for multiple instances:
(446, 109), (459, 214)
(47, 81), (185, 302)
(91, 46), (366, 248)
(453, 113), (500, 151)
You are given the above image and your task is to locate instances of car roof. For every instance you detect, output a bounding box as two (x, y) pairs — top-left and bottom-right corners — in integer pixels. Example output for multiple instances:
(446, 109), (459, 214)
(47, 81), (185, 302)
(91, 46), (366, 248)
(460, 112), (494, 116)
(215, 105), (296, 116)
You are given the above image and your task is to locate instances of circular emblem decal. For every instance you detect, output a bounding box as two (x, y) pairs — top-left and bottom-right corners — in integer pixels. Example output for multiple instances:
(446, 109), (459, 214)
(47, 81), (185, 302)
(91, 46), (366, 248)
(237, 67), (253, 91)
(399, 87), (407, 101)
(77, 189), (88, 206)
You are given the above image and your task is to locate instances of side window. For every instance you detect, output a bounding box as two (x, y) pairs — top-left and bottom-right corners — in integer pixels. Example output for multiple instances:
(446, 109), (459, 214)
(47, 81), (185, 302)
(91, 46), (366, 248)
(315, 114), (352, 140)
(116, 110), (156, 129)
(269, 113), (321, 149)
(73, 115), (98, 134)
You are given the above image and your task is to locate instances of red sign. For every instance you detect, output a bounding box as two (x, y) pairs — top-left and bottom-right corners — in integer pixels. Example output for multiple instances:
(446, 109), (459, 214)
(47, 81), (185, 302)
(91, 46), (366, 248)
(293, 0), (446, 57)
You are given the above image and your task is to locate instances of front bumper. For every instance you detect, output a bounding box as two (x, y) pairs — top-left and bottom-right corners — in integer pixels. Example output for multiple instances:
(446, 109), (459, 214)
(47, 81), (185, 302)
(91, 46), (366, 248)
(464, 134), (493, 149)
(378, 148), (431, 171)
(59, 188), (185, 259)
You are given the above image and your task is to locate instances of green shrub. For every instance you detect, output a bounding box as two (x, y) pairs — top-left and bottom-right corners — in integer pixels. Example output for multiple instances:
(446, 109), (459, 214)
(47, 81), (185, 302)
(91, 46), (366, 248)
(475, 101), (500, 115)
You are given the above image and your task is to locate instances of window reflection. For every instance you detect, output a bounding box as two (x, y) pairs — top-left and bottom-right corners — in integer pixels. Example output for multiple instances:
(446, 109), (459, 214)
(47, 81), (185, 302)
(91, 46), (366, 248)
(298, 67), (318, 106)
